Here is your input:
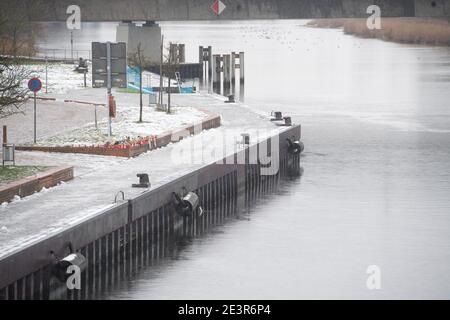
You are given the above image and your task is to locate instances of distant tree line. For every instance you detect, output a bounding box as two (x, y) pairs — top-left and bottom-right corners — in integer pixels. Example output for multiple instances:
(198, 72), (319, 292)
(0, 2), (39, 58)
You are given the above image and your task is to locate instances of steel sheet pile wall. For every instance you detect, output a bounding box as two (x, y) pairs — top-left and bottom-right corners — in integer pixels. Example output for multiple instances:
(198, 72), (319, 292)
(0, 125), (301, 300)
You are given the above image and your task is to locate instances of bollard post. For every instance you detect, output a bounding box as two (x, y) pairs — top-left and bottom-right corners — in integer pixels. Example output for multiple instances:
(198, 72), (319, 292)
(2, 125), (7, 145)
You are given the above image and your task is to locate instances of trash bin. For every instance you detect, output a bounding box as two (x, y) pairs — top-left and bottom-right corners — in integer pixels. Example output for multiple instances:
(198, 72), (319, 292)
(2, 144), (15, 166)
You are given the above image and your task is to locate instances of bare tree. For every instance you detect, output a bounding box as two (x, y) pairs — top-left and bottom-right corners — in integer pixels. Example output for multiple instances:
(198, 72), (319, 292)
(0, 2), (38, 58)
(0, 58), (31, 118)
(163, 42), (181, 114)
(128, 43), (151, 123)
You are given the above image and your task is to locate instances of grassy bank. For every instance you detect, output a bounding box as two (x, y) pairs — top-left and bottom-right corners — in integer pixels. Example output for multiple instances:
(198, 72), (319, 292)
(307, 18), (450, 46)
(0, 166), (49, 185)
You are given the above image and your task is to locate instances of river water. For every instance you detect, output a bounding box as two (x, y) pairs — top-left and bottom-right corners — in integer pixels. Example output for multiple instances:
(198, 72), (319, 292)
(36, 20), (450, 299)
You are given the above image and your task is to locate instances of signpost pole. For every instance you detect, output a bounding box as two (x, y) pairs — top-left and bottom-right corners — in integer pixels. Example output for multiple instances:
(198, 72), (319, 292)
(45, 56), (48, 94)
(70, 31), (74, 62)
(33, 92), (37, 143)
(159, 35), (164, 109)
(106, 41), (112, 137)
(95, 105), (98, 129)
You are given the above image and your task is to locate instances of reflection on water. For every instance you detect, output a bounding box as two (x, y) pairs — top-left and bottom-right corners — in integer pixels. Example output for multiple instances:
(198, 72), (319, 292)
(37, 20), (450, 299)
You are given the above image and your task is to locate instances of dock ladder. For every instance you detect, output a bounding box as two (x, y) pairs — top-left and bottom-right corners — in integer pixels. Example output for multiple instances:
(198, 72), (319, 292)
(175, 71), (182, 93)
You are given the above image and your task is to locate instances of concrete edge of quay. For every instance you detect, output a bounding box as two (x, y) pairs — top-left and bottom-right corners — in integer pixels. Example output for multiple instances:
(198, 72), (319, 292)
(0, 124), (301, 299)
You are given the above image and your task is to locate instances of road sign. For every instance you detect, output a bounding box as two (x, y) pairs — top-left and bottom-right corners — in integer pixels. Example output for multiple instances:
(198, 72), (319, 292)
(28, 77), (42, 143)
(28, 77), (42, 93)
(92, 42), (127, 88)
(211, 0), (226, 15)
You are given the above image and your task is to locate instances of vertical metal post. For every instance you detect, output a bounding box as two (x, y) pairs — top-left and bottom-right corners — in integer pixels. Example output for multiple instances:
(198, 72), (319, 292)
(239, 51), (245, 84)
(159, 35), (164, 109)
(45, 56), (48, 94)
(106, 41), (112, 137)
(94, 105), (98, 129)
(33, 92), (37, 143)
(223, 54), (231, 97)
(198, 46), (204, 63)
(212, 54), (221, 94)
(2, 125), (7, 145)
(70, 31), (74, 62)
(207, 46), (212, 87)
(239, 52), (245, 101)
(84, 69), (87, 87)
(231, 52), (236, 94)
(198, 46), (204, 87)
(169, 43), (177, 63)
(179, 44), (185, 63)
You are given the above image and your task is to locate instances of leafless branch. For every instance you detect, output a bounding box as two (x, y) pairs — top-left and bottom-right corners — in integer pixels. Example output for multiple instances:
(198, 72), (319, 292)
(0, 58), (31, 119)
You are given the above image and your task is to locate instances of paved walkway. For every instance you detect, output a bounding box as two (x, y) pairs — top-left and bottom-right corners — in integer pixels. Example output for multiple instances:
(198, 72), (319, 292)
(0, 89), (281, 258)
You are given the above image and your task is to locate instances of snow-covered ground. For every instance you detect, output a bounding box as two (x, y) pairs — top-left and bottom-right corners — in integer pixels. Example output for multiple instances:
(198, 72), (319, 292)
(23, 63), (182, 96)
(24, 63), (92, 94)
(12, 63), (207, 146)
(0, 93), (283, 257)
(0, 61), (284, 257)
(32, 105), (207, 147)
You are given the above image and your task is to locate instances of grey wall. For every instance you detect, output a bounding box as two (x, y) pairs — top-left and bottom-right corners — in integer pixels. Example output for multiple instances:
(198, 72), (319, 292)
(117, 22), (162, 65)
(2, 0), (449, 22)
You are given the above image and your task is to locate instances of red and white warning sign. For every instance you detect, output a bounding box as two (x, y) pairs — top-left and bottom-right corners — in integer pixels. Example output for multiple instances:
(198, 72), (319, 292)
(211, 0), (226, 15)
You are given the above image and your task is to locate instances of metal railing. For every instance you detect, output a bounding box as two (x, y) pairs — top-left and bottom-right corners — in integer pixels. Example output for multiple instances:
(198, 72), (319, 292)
(34, 49), (91, 62)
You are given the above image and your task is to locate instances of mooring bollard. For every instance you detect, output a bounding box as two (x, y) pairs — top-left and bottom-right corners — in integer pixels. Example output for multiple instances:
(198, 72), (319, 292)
(271, 111), (283, 121)
(132, 173), (151, 188)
